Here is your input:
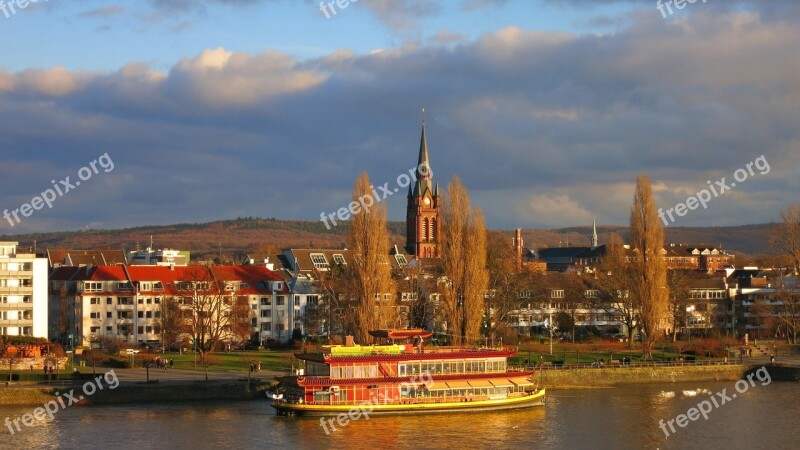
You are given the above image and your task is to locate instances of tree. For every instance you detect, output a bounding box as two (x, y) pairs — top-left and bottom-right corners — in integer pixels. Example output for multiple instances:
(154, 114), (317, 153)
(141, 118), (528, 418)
(175, 266), (235, 363)
(157, 296), (185, 351)
(593, 233), (639, 348)
(667, 270), (692, 342)
(440, 177), (489, 346)
(230, 295), (254, 346)
(347, 172), (397, 343)
(769, 205), (800, 274)
(629, 176), (669, 356)
(772, 275), (800, 344)
(485, 231), (525, 341)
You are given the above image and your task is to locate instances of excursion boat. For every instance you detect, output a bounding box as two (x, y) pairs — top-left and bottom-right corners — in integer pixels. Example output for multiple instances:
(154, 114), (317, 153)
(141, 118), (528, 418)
(271, 329), (545, 416)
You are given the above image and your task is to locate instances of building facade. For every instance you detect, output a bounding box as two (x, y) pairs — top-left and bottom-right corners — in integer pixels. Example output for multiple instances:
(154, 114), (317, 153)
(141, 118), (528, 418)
(0, 242), (48, 337)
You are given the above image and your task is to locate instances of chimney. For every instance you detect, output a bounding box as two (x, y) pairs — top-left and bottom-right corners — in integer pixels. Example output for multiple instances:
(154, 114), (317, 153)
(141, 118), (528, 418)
(345, 336), (355, 347)
(514, 229), (523, 272)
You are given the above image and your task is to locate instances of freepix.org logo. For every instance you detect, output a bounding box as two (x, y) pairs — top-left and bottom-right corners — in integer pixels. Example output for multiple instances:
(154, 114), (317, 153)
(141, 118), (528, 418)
(5, 369), (120, 435)
(3, 153), (115, 228)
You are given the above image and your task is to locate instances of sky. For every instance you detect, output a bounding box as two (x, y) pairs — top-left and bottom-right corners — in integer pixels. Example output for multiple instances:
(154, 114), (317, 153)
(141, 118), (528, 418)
(0, 0), (798, 234)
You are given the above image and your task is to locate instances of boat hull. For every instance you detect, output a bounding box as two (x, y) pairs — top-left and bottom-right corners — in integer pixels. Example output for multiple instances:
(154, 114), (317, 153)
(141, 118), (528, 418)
(271, 388), (545, 416)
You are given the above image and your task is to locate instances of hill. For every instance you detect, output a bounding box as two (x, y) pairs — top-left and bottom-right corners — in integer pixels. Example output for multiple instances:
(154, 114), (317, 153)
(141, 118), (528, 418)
(1, 218), (777, 262)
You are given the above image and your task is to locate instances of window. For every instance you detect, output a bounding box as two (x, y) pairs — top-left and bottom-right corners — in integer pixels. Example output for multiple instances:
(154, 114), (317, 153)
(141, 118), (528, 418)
(261, 323), (270, 331)
(551, 290), (564, 299)
(84, 282), (102, 292)
(240, 283), (249, 289)
(294, 295), (300, 306)
(310, 253), (330, 270)
(106, 326), (113, 334)
(333, 254), (346, 266)
(276, 296), (285, 306)
(90, 312), (101, 319)
(90, 298), (101, 305)
(116, 282), (133, 291)
(90, 327), (100, 333)
(138, 326), (144, 334)
(261, 310), (272, 318)
(138, 298), (144, 304)
(307, 295), (319, 306)
(260, 297), (271, 306)
(395, 254), (408, 268)
(584, 290), (599, 298)
(138, 311), (144, 318)
(106, 312), (112, 319)
(146, 311), (152, 318)
(153, 282), (164, 291)
(106, 298), (112, 305)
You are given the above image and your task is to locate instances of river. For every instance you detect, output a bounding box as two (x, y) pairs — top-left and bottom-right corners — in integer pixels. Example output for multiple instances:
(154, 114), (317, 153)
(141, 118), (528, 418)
(0, 381), (797, 449)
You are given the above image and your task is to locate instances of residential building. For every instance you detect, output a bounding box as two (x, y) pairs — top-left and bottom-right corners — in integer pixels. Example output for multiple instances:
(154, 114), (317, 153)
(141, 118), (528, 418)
(0, 242), (48, 337)
(48, 264), (301, 346)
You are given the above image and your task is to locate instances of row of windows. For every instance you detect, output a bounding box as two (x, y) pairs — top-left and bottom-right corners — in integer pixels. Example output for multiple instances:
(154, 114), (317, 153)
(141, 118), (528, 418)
(398, 359), (507, 377)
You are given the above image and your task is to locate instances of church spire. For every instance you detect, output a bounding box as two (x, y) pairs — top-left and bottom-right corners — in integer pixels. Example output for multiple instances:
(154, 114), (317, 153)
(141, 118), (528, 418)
(413, 108), (433, 197)
(591, 216), (598, 249)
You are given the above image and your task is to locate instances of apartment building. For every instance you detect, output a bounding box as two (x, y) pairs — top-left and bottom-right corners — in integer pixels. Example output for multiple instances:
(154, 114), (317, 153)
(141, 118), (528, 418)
(0, 242), (48, 337)
(48, 264), (305, 346)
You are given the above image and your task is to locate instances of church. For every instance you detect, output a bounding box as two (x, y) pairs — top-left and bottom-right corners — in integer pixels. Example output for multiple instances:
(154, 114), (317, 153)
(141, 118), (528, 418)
(405, 117), (441, 259)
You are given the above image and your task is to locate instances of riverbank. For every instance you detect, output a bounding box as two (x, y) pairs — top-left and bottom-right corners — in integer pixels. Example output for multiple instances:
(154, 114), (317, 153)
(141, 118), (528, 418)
(0, 379), (278, 406)
(541, 362), (800, 388)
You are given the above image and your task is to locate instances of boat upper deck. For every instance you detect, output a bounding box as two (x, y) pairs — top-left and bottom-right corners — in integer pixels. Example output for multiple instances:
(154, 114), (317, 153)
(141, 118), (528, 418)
(296, 344), (516, 363)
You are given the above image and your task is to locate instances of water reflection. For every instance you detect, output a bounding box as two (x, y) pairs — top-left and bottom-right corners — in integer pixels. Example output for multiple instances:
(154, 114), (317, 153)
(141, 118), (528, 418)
(0, 381), (797, 450)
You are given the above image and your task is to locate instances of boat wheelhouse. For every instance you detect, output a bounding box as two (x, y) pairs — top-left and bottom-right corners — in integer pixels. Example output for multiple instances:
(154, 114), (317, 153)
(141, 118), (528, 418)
(272, 329), (545, 416)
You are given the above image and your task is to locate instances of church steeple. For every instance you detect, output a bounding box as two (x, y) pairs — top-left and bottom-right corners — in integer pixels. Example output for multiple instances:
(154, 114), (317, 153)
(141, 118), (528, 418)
(413, 109), (433, 198)
(406, 109), (440, 258)
(591, 217), (599, 249)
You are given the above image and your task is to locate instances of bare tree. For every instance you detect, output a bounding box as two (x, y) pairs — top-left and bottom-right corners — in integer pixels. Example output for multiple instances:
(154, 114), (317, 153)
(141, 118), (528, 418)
(769, 205), (800, 274)
(175, 266), (235, 363)
(157, 296), (186, 351)
(485, 231), (525, 341)
(629, 176), (669, 356)
(347, 172), (397, 343)
(440, 177), (489, 345)
(593, 233), (639, 348)
(667, 270), (691, 342)
(772, 275), (800, 344)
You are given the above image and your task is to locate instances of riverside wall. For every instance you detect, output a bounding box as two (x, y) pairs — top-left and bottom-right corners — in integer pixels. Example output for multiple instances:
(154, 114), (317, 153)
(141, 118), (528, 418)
(0, 380), (277, 406)
(539, 364), (750, 389)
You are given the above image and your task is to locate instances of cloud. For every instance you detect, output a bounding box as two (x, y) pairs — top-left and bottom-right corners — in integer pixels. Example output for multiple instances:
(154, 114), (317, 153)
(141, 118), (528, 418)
(1, 7), (798, 232)
(79, 6), (126, 18)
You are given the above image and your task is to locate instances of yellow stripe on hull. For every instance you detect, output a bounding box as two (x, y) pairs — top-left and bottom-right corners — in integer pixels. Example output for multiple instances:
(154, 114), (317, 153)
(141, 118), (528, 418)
(272, 389), (545, 416)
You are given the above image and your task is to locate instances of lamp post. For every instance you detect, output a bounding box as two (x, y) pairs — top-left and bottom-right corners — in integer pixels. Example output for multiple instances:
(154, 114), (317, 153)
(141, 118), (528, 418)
(68, 333), (74, 371)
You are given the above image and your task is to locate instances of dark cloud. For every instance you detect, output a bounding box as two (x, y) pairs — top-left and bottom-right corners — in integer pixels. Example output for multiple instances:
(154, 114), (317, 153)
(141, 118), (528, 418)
(1, 6), (798, 233)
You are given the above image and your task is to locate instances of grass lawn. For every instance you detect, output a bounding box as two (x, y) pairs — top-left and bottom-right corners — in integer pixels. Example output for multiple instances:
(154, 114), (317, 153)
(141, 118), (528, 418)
(156, 350), (296, 372)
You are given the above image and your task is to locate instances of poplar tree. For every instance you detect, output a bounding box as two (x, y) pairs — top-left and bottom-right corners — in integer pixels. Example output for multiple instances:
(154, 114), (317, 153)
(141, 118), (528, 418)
(441, 177), (489, 346)
(629, 176), (669, 355)
(347, 172), (396, 344)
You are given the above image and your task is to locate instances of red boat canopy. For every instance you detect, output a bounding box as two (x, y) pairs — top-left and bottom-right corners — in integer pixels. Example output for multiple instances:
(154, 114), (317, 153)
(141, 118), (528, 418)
(369, 329), (433, 341)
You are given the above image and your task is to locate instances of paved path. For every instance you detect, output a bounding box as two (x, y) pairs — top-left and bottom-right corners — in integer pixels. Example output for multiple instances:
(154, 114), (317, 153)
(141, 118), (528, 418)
(89, 368), (283, 385)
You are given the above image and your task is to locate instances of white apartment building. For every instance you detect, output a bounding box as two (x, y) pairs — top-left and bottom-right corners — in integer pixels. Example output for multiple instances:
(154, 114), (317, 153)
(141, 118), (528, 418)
(0, 242), (48, 337)
(49, 264), (307, 346)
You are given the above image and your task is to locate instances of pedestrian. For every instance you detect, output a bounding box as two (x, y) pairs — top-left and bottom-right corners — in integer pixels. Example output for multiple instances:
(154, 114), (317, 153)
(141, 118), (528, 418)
(257, 362), (262, 372)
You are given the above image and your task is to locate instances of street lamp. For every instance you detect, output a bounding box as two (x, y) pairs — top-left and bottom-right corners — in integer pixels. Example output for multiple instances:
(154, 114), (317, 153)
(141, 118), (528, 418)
(68, 333), (74, 370)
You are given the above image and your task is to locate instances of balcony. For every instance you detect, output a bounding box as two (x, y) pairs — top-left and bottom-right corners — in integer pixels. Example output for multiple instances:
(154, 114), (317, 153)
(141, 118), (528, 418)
(0, 286), (33, 294)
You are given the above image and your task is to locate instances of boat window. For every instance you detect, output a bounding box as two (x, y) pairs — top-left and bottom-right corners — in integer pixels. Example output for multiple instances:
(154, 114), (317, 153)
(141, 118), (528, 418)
(398, 364), (406, 376)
